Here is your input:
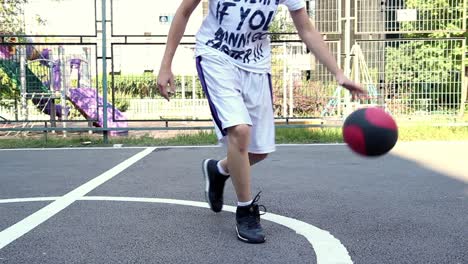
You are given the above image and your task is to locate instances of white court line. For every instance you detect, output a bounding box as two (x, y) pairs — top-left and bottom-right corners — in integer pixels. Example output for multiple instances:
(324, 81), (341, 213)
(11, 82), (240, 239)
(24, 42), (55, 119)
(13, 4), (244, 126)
(277, 143), (346, 147)
(0, 147), (148, 151)
(2, 141), (468, 152)
(0, 197), (59, 204)
(0, 143), (347, 152)
(0, 147), (156, 250)
(0, 196), (353, 264)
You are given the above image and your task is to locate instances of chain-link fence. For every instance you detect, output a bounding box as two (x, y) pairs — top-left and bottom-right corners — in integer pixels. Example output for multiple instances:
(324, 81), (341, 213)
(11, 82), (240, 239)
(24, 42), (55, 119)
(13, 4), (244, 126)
(312, 0), (342, 34)
(357, 38), (465, 116)
(356, 0), (467, 34)
(270, 41), (341, 118)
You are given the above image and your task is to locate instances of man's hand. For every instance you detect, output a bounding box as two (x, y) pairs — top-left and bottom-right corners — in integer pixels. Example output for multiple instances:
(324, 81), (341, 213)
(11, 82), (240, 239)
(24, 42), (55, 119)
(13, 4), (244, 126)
(336, 72), (367, 101)
(157, 69), (176, 101)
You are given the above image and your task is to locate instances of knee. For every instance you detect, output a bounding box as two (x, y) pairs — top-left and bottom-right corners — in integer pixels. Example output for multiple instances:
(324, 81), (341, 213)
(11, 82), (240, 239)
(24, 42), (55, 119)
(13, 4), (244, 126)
(227, 124), (251, 151)
(228, 124), (251, 139)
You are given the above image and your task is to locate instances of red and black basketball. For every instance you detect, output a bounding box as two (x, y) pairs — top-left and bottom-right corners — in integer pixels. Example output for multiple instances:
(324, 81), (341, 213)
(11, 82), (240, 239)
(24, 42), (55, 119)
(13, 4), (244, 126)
(342, 107), (398, 157)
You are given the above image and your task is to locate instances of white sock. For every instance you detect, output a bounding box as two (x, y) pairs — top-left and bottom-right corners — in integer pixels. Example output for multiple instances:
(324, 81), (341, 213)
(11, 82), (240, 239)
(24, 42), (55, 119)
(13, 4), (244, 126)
(237, 200), (253, 207)
(217, 160), (229, 176)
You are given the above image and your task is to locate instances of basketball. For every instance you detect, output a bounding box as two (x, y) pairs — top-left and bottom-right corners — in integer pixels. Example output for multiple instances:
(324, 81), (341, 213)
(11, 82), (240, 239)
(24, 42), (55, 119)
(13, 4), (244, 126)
(342, 107), (398, 157)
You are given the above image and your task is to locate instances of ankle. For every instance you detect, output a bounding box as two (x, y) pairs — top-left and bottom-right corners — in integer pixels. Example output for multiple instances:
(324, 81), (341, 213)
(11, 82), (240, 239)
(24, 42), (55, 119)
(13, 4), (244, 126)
(237, 199), (253, 207)
(217, 160), (229, 176)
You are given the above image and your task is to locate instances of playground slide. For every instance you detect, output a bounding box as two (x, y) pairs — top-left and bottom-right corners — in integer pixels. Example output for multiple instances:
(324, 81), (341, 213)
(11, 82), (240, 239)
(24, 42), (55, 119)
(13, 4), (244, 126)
(2, 48), (128, 135)
(68, 88), (128, 136)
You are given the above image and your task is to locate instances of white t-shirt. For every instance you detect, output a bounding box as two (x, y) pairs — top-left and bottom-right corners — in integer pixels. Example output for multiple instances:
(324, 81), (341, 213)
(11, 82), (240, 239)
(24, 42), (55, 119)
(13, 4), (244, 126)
(195, 0), (306, 73)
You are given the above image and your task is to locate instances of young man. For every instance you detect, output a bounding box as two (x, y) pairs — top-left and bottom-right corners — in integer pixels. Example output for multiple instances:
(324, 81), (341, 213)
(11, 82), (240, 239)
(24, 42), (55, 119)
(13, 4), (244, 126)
(157, 0), (365, 244)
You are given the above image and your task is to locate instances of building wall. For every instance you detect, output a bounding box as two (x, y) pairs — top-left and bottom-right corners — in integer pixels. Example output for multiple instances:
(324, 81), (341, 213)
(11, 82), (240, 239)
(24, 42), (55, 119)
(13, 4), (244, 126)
(112, 0), (205, 36)
(111, 0), (205, 75)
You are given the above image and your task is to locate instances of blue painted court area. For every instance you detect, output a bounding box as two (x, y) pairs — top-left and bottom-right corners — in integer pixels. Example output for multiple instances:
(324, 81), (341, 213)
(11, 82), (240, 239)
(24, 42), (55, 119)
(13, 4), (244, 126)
(0, 144), (467, 264)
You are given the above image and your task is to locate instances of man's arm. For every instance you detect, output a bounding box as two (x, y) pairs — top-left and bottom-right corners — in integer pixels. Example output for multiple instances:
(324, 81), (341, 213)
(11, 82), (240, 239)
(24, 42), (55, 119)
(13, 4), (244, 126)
(157, 0), (201, 101)
(289, 8), (365, 96)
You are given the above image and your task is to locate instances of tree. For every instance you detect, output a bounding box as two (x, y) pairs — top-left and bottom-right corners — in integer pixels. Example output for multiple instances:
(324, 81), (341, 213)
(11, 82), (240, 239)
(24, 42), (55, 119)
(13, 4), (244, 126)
(1, 0), (27, 104)
(401, 0), (467, 65)
(268, 5), (296, 41)
(0, 0), (27, 34)
(0, 0), (51, 104)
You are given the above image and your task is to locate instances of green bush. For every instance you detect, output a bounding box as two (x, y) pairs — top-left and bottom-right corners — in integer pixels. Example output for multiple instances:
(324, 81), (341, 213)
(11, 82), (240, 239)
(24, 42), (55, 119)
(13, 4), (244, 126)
(114, 97), (129, 112)
(271, 71), (336, 118)
(0, 67), (19, 101)
(93, 73), (205, 100)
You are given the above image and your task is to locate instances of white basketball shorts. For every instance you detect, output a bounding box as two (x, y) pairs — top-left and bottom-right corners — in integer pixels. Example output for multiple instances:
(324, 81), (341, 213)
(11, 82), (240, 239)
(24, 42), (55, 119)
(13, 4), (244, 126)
(195, 54), (276, 154)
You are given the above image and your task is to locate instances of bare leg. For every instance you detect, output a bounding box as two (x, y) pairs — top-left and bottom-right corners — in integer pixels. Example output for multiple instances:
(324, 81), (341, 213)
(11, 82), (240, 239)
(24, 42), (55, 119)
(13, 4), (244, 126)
(226, 124), (252, 203)
(219, 153), (269, 174)
(219, 130), (269, 203)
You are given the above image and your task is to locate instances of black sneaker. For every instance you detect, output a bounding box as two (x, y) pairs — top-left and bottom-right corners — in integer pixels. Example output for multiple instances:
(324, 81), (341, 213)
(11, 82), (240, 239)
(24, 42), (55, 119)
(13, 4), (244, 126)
(202, 159), (229, 213)
(236, 192), (266, 244)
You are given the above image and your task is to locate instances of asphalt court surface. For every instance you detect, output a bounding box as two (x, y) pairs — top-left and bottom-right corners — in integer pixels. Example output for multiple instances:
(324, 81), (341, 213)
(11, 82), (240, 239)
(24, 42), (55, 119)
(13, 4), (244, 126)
(0, 144), (467, 264)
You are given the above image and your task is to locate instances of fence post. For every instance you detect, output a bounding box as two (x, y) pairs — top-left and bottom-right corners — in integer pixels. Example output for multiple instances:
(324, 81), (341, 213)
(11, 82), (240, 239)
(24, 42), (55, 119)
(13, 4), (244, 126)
(461, 41), (467, 117)
(282, 42), (287, 118)
(343, 0), (352, 117)
(59, 46), (68, 137)
(288, 46), (294, 118)
(463, 0), (467, 33)
(14, 94), (18, 121)
(19, 46), (28, 120)
(101, 0), (109, 143)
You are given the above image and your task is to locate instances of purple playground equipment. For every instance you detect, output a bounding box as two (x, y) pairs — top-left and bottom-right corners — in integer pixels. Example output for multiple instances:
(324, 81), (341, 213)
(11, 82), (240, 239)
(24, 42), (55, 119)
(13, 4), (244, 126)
(69, 88), (128, 136)
(1, 42), (128, 136)
(64, 57), (128, 136)
(0, 46), (10, 59)
(30, 48), (67, 118)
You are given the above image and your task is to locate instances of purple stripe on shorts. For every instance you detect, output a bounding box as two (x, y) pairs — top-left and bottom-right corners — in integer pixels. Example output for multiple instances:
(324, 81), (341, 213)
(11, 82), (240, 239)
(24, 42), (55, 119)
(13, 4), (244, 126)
(196, 56), (227, 136)
(267, 73), (274, 107)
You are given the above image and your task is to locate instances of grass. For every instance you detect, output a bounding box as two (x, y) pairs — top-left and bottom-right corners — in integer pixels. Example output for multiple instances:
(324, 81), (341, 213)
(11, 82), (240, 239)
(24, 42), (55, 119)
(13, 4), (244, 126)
(276, 125), (468, 143)
(1, 125), (468, 149)
(397, 125), (468, 141)
(0, 131), (219, 149)
(275, 127), (343, 143)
